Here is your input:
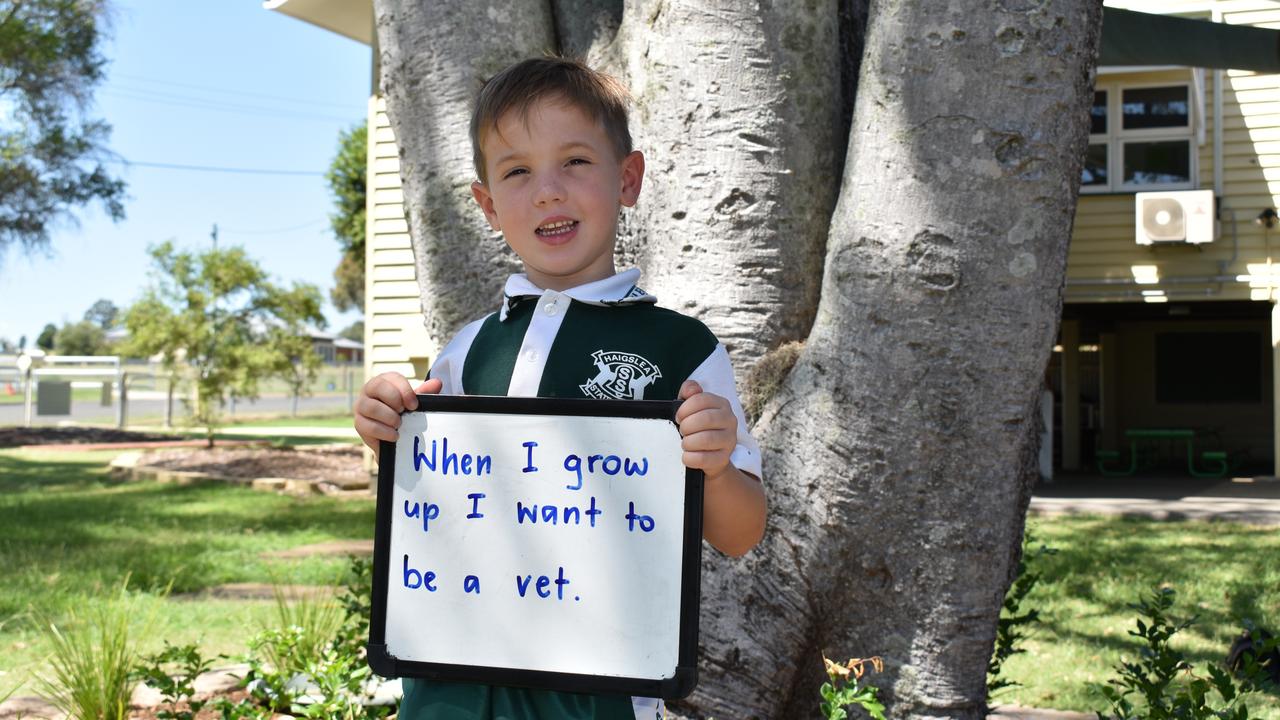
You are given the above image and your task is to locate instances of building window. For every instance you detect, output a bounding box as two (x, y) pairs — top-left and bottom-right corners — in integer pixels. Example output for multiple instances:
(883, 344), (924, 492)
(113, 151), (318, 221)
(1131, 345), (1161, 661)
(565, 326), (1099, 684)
(1083, 83), (1195, 193)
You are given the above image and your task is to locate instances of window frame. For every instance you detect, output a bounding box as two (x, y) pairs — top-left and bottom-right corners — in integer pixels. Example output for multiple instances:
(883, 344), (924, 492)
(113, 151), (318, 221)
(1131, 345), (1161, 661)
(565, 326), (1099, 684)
(1083, 78), (1198, 194)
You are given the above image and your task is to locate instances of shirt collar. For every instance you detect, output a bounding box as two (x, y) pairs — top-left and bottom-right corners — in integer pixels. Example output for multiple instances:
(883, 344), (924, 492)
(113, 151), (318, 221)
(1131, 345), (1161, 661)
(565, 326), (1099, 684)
(499, 268), (657, 321)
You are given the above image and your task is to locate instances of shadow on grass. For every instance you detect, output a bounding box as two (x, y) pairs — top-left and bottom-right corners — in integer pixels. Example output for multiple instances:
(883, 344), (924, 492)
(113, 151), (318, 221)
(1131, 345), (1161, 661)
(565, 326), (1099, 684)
(0, 451), (374, 623)
(1024, 516), (1280, 692)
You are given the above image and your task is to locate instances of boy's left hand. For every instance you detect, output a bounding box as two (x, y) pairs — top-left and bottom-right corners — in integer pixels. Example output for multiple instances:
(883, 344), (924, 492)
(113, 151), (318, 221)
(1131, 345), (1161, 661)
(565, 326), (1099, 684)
(676, 380), (737, 479)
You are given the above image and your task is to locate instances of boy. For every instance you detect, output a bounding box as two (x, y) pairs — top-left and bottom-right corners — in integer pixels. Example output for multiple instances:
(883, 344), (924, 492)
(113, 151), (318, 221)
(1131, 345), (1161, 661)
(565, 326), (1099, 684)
(354, 56), (766, 720)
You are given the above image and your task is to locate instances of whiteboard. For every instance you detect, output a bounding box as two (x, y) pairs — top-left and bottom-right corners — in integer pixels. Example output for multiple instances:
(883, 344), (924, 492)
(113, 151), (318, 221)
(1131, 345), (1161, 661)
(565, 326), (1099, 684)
(367, 395), (703, 699)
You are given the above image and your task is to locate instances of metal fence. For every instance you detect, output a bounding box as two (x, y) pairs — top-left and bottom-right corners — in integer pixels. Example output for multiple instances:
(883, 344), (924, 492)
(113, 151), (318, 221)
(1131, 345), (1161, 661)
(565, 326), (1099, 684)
(0, 355), (361, 428)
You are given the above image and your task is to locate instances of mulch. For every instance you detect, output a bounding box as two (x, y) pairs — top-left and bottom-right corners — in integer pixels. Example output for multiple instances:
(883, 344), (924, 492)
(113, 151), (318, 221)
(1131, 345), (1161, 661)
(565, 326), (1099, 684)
(0, 425), (175, 448)
(135, 444), (367, 485)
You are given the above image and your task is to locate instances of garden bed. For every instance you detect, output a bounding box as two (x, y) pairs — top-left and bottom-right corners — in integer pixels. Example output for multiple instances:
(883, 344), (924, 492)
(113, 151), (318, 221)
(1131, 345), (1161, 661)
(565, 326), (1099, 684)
(0, 426), (173, 448)
(133, 444), (368, 487)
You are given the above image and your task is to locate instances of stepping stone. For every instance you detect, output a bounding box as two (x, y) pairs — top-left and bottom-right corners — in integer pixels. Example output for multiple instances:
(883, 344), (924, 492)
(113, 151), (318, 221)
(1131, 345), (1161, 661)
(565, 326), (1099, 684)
(262, 539), (373, 560)
(175, 583), (334, 601)
(0, 696), (63, 720)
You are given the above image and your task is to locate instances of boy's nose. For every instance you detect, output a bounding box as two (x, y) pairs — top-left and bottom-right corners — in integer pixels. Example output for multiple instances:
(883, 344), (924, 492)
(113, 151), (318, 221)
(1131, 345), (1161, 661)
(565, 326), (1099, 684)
(533, 176), (566, 205)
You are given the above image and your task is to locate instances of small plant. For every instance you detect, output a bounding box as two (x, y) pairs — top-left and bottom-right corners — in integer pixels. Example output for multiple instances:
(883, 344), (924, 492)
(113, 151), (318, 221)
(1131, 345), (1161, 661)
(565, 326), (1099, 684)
(37, 597), (140, 720)
(988, 533), (1056, 697)
(820, 655), (885, 720)
(1095, 587), (1270, 720)
(209, 696), (275, 720)
(259, 582), (345, 679)
(243, 561), (378, 712)
(134, 641), (218, 720)
(291, 646), (390, 720)
(334, 554), (375, 659)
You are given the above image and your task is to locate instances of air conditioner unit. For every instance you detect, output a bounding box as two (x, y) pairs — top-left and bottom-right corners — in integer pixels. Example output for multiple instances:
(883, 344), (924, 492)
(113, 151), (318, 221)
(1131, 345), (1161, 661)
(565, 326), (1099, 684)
(1135, 189), (1216, 245)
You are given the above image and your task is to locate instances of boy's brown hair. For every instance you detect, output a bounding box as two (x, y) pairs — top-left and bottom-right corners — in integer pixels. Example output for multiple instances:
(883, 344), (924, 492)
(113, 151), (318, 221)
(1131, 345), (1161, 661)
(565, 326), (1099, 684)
(470, 56), (632, 184)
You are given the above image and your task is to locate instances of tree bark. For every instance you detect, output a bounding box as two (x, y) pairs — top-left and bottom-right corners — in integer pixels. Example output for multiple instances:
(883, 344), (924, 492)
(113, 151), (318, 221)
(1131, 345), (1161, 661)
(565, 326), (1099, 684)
(606, 0), (843, 384)
(372, 0), (556, 348)
(378, 0), (1101, 716)
(685, 1), (1102, 718)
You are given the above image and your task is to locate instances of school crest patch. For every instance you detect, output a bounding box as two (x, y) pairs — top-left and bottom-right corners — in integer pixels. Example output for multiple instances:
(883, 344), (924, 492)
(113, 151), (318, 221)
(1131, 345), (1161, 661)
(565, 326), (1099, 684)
(580, 350), (662, 400)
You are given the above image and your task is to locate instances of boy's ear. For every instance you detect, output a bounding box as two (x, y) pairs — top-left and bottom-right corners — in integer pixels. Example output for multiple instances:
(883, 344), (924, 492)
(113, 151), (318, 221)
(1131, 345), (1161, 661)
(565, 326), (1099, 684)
(470, 180), (501, 231)
(619, 150), (645, 208)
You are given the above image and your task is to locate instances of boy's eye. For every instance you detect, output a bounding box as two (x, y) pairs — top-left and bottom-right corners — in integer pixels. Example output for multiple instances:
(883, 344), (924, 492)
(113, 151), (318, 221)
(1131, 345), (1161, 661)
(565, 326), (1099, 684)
(567, 158), (590, 166)
(502, 167), (527, 179)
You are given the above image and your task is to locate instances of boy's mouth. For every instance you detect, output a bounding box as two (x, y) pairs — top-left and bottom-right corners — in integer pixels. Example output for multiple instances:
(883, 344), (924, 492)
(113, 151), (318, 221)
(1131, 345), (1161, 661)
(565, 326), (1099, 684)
(535, 219), (578, 237)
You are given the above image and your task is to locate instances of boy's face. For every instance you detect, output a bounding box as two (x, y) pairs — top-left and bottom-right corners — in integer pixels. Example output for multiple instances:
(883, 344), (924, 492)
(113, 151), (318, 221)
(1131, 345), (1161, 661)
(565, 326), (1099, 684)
(471, 98), (644, 291)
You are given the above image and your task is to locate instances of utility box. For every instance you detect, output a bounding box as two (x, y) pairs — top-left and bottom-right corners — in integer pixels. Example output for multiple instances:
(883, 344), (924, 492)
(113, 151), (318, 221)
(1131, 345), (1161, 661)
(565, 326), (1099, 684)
(36, 381), (72, 416)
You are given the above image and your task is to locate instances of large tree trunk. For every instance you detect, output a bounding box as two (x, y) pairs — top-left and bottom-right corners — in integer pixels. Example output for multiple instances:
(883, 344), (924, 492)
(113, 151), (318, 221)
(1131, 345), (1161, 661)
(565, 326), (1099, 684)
(373, 0), (555, 348)
(686, 1), (1102, 718)
(607, 0), (843, 382)
(377, 0), (1101, 716)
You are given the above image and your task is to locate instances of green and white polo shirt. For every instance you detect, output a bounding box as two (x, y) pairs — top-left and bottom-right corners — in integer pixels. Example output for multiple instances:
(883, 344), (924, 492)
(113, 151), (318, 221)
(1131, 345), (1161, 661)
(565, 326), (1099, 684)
(401, 268), (761, 720)
(429, 268), (761, 480)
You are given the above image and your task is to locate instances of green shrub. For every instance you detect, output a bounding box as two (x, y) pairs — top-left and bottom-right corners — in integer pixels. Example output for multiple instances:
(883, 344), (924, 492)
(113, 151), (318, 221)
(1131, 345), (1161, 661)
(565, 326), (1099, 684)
(1095, 587), (1274, 720)
(134, 641), (218, 720)
(988, 533), (1055, 698)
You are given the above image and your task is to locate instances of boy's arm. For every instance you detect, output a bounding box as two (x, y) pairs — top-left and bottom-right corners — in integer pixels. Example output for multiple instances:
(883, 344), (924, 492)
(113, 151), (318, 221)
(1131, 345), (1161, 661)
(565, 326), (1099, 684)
(677, 381), (767, 557)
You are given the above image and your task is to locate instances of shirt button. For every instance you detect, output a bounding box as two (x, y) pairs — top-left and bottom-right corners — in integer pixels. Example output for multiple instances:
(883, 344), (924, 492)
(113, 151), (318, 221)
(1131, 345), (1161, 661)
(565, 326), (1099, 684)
(525, 349), (539, 363)
(543, 303), (558, 316)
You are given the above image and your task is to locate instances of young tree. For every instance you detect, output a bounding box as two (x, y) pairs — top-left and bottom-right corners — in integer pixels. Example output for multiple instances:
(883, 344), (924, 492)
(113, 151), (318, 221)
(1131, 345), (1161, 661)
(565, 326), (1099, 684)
(373, 1), (1101, 716)
(326, 121), (367, 313)
(0, 0), (126, 261)
(122, 241), (325, 446)
(262, 286), (325, 418)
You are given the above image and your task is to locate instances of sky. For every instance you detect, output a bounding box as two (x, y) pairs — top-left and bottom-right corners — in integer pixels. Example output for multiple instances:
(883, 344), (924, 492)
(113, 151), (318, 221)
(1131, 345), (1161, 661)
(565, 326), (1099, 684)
(0, 1), (373, 347)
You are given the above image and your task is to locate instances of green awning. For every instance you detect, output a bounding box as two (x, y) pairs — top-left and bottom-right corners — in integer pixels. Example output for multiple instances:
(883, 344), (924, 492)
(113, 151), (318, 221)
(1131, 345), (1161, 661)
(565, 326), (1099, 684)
(1100, 7), (1280, 73)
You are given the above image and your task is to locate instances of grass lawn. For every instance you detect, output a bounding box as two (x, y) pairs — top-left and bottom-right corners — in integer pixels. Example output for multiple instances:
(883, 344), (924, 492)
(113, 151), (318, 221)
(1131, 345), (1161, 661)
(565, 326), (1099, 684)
(0, 447), (375, 697)
(999, 515), (1280, 717)
(4, 446), (1279, 715)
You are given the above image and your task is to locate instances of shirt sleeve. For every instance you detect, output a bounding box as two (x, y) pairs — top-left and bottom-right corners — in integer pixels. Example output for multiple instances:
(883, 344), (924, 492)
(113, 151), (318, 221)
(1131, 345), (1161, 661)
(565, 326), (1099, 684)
(426, 314), (491, 394)
(685, 343), (763, 482)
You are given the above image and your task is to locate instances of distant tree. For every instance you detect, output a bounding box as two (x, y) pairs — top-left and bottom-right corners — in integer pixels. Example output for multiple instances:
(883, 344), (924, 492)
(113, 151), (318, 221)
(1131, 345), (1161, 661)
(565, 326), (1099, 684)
(338, 320), (364, 343)
(83, 298), (119, 328)
(36, 323), (56, 351)
(325, 121), (366, 313)
(263, 290), (325, 418)
(122, 241), (325, 446)
(18, 334), (26, 350)
(0, 0), (126, 261)
(53, 319), (106, 355)
(0, 337), (13, 353)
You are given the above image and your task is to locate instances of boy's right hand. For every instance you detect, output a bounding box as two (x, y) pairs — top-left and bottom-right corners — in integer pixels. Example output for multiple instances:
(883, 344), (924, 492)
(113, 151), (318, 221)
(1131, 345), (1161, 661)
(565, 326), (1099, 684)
(353, 373), (443, 453)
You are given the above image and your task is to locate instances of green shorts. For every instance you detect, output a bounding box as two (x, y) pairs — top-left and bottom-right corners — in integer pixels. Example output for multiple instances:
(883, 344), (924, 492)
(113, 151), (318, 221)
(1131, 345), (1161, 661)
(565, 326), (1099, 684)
(398, 679), (640, 720)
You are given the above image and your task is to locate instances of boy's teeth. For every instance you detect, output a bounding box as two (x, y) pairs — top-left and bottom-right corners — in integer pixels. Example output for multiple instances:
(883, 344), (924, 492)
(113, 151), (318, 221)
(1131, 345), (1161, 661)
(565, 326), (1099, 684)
(537, 220), (577, 235)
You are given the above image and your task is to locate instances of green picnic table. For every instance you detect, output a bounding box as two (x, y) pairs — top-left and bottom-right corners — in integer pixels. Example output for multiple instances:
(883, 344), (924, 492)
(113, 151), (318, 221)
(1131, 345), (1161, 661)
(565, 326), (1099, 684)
(1095, 428), (1228, 478)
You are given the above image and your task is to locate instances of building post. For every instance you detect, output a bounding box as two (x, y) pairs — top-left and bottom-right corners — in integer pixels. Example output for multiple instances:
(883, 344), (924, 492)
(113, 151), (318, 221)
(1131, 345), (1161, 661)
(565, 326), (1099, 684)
(1061, 320), (1082, 471)
(1099, 331), (1119, 453)
(1273, 302), (1280, 477)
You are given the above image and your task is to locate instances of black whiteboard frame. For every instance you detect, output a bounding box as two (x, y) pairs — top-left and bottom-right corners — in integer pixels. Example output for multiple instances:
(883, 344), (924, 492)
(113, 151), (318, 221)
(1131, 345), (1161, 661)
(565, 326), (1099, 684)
(367, 394), (704, 699)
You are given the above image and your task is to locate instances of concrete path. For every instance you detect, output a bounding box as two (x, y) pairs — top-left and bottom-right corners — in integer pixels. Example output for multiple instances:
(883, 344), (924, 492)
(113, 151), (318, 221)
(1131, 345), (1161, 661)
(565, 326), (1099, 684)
(1031, 474), (1280, 525)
